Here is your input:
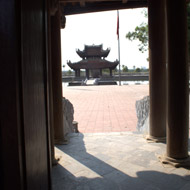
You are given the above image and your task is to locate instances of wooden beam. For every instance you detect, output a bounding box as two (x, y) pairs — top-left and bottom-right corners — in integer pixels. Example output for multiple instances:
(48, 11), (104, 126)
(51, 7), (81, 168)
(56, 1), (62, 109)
(60, 0), (126, 2)
(80, 0), (85, 7)
(59, 0), (134, 5)
(61, 1), (147, 15)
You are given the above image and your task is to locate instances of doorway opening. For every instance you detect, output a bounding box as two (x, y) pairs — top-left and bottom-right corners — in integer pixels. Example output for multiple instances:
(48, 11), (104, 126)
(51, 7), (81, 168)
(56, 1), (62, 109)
(61, 8), (149, 133)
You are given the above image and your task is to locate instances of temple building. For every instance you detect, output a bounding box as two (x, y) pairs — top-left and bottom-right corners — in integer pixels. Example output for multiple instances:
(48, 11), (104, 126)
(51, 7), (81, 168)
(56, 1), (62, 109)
(67, 44), (119, 78)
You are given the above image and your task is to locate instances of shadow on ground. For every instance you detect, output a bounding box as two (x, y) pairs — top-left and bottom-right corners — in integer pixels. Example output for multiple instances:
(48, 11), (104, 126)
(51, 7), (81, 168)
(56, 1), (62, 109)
(52, 133), (190, 190)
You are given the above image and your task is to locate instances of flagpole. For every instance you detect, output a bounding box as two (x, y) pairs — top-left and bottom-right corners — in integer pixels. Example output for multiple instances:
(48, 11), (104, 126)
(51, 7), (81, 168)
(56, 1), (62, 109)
(117, 10), (121, 86)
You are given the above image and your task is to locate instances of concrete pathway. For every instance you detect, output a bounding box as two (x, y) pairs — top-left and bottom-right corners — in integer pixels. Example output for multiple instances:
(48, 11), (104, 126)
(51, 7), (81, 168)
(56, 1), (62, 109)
(54, 85), (190, 189)
(63, 84), (149, 133)
(52, 132), (190, 190)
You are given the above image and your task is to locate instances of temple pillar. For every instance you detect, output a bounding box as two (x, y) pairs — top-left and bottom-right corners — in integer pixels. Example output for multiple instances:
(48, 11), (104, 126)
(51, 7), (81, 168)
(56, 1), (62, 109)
(159, 0), (190, 167)
(51, 10), (67, 145)
(75, 70), (77, 77)
(86, 69), (89, 79)
(48, 4), (57, 165)
(78, 69), (81, 77)
(75, 69), (80, 77)
(109, 68), (112, 77)
(147, 0), (166, 142)
(100, 69), (102, 77)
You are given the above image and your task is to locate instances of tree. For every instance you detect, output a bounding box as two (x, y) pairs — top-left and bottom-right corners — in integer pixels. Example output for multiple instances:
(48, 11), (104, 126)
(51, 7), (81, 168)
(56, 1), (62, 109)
(122, 65), (128, 72)
(135, 68), (141, 72)
(103, 68), (109, 73)
(126, 9), (148, 53)
(126, 6), (190, 56)
(67, 70), (72, 75)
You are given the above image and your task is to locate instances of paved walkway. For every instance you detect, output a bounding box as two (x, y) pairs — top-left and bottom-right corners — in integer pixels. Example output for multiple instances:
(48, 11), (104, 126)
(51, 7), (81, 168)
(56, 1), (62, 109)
(63, 84), (149, 133)
(52, 132), (190, 190)
(54, 85), (190, 189)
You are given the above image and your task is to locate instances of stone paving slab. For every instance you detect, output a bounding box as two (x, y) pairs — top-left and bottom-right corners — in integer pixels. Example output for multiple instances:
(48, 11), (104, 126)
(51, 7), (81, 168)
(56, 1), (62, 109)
(63, 84), (190, 133)
(52, 132), (190, 190)
(63, 85), (149, 133)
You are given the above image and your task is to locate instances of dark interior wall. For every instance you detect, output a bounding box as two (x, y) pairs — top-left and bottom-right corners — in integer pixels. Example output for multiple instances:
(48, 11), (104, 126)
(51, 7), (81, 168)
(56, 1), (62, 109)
(0, 1), (24, 189)
(0, 0), (51, 189)
(21, 0), (51, 189)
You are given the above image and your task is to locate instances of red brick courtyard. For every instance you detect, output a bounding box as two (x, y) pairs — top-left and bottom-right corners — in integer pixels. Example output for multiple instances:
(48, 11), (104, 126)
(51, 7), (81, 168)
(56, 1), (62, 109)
(63, 84), (149, 133)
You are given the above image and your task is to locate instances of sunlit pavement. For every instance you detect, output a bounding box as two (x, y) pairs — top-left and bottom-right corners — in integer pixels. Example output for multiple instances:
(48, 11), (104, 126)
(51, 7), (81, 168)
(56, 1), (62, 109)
(52, 132), (190, 190)
(63, 84), (149, 133)
(54, 85), (190, 189)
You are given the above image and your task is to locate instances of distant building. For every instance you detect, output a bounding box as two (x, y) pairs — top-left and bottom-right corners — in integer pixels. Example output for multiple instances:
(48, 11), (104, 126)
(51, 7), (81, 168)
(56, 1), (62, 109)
(67, 44), (119, 79)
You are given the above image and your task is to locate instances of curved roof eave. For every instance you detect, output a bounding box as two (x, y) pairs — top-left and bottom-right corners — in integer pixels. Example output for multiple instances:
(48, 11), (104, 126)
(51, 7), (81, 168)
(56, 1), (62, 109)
(67, 59), (119, 70)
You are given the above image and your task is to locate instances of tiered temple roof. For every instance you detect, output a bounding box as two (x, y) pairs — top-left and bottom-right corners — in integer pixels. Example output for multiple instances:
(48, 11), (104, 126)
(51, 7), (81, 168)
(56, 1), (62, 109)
(76, 44), (110, 59)
(67, 44), (119, 70)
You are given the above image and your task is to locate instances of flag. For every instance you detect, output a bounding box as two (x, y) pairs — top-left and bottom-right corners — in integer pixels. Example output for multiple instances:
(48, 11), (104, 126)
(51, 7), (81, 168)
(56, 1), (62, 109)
(116, 10), (119, 39)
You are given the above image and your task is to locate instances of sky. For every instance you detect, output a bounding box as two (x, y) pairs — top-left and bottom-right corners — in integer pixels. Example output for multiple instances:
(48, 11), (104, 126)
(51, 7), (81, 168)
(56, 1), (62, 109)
(61, 8), (148, 71)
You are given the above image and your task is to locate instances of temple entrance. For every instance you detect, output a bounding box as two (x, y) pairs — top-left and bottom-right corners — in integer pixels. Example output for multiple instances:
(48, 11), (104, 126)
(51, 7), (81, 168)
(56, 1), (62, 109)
(61, 8), (149, 87)
(91, 69), (100, 78)
(1, 1), (190, 189)
(61, 8), (149, 133)
(59, 1), (190, 186)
